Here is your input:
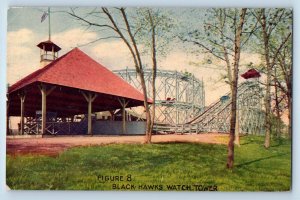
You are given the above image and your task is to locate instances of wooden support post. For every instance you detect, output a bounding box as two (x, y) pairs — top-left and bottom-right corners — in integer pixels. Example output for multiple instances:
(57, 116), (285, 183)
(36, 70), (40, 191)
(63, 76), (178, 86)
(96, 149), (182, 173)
(82, 91), (97, 135)
(41, 87), (46, 135)
(118, 98), (129, 135)
(122, 105), (126, 134)
(88, 96), (92, 134)
(18, 93), (26, 135)
(6, 97), (10, 135)
(109, 110), (116, 121)
(39, 84), (56, 135)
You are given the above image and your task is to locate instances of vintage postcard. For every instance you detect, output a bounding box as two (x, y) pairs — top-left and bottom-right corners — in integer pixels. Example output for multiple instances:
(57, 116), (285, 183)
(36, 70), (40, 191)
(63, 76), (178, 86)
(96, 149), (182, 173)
(6, 7), (292, 191)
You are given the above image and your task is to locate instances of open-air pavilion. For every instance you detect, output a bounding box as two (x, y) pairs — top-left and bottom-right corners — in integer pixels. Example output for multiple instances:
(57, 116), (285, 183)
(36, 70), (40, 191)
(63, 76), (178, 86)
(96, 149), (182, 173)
(7, 41), (150, 136)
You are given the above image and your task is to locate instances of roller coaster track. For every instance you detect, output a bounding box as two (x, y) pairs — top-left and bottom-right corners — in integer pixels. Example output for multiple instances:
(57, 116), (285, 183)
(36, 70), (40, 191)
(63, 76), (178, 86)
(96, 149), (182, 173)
(114, 68), (264, 135)
(154, 81), (265, 134)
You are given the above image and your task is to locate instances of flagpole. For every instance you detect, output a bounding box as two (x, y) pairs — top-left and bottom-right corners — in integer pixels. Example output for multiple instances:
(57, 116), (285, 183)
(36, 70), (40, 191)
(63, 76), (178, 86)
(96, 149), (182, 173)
(48, 7), (51, 40)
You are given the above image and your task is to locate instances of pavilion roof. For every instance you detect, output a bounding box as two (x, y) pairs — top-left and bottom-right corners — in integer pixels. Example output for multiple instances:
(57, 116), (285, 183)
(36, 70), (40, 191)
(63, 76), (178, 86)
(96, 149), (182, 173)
(9, 47), (148, 101)
(8, 48), (150, 117)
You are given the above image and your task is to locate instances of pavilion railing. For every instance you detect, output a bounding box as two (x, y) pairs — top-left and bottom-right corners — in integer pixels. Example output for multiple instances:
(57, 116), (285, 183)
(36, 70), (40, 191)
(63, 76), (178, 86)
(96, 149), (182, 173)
(40, 54), (57, 61)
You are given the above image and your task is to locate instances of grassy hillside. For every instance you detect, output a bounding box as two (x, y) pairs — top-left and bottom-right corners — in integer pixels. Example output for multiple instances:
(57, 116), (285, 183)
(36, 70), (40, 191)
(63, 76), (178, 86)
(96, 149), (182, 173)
(6, 136), (291, 191)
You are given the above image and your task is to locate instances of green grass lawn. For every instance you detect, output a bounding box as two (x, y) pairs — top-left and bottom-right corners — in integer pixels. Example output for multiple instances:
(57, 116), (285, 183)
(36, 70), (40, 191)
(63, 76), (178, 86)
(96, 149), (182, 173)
(6, 135), (291, 191)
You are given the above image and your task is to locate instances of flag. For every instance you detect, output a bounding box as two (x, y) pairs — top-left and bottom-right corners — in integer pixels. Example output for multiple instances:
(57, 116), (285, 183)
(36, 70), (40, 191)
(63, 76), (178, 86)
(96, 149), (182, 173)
(41, 11), (48, 23)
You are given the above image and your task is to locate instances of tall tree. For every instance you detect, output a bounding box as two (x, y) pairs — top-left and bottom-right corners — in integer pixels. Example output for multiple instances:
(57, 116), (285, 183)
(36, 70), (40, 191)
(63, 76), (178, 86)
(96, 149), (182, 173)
(261, 9), (272, 148)
(67, 7), (174, 143)
(252, 8), (292, 146)
(272, 34), (292, 137)
(133, 8), (175, 142)
(182, 8), (250, 168)
(227, 8), (247, 169)
(148, 10), (157, 142)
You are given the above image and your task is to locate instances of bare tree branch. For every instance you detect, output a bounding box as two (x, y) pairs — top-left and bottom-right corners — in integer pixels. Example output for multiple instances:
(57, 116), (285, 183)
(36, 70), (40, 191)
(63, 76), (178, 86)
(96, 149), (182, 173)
(241, 17), (260, 47)
(77, 36), (121, 47)
(270, 32), (291, 67)
(101, 7), (140, 72)
(267, 9), (285, 37)
(204, 22), (234, 43)
(182, 38), (226, 61)
(67, 10), (117, 31)
(120, 7), (144, 70)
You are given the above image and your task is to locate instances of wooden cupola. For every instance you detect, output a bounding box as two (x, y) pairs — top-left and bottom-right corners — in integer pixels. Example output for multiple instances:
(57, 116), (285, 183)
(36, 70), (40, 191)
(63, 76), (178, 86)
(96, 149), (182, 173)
(37, 40), (61, 68)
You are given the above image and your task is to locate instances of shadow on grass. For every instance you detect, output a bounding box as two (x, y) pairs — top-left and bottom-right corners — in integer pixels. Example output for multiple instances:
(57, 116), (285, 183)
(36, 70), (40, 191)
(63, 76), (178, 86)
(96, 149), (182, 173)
(240, 141), (290, 148)
(270, 144), (284, 148)
(240, 142), (253, 146)
(236, 153), (289, 168)
(152, 141), (189, 144)
(270, 139), (290, 148)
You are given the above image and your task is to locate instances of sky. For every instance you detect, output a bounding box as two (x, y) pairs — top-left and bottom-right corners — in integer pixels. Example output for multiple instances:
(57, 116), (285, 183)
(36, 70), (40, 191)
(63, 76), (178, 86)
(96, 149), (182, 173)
(7, 7), (263, 105)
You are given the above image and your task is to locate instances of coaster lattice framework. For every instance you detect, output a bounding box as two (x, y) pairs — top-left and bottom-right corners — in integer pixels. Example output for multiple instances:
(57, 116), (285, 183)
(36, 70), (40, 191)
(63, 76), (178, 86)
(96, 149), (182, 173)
(113, 68), (205, 125)
(114, 68), (265, 135)
(184, 81), (265, 134)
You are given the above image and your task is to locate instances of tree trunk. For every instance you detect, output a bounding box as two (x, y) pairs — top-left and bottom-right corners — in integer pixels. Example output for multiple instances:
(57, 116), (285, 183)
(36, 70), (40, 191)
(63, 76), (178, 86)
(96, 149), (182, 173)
(149, 10), (157, 143)
(234, 109), (240, 146)
(227, 8), (247, 169)
(287, 90), (292, 138)
(287, 70), (292, 138)
(278, 46), (292, 138)
(119, 8), (152, 143)
(139, 71), (152, 144)
(261, 9), (272, 148)
(221, 13), (240, 147)
(274, 72), (281, 137)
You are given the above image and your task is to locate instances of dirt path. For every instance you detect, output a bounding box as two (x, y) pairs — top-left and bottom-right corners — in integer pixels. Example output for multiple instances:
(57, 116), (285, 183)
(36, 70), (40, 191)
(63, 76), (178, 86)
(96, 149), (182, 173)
(7, 134), (228, 156)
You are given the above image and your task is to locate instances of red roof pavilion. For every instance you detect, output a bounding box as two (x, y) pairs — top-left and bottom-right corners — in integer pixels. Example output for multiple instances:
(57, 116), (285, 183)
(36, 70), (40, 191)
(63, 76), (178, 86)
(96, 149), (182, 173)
(8, 47), (151, 118)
